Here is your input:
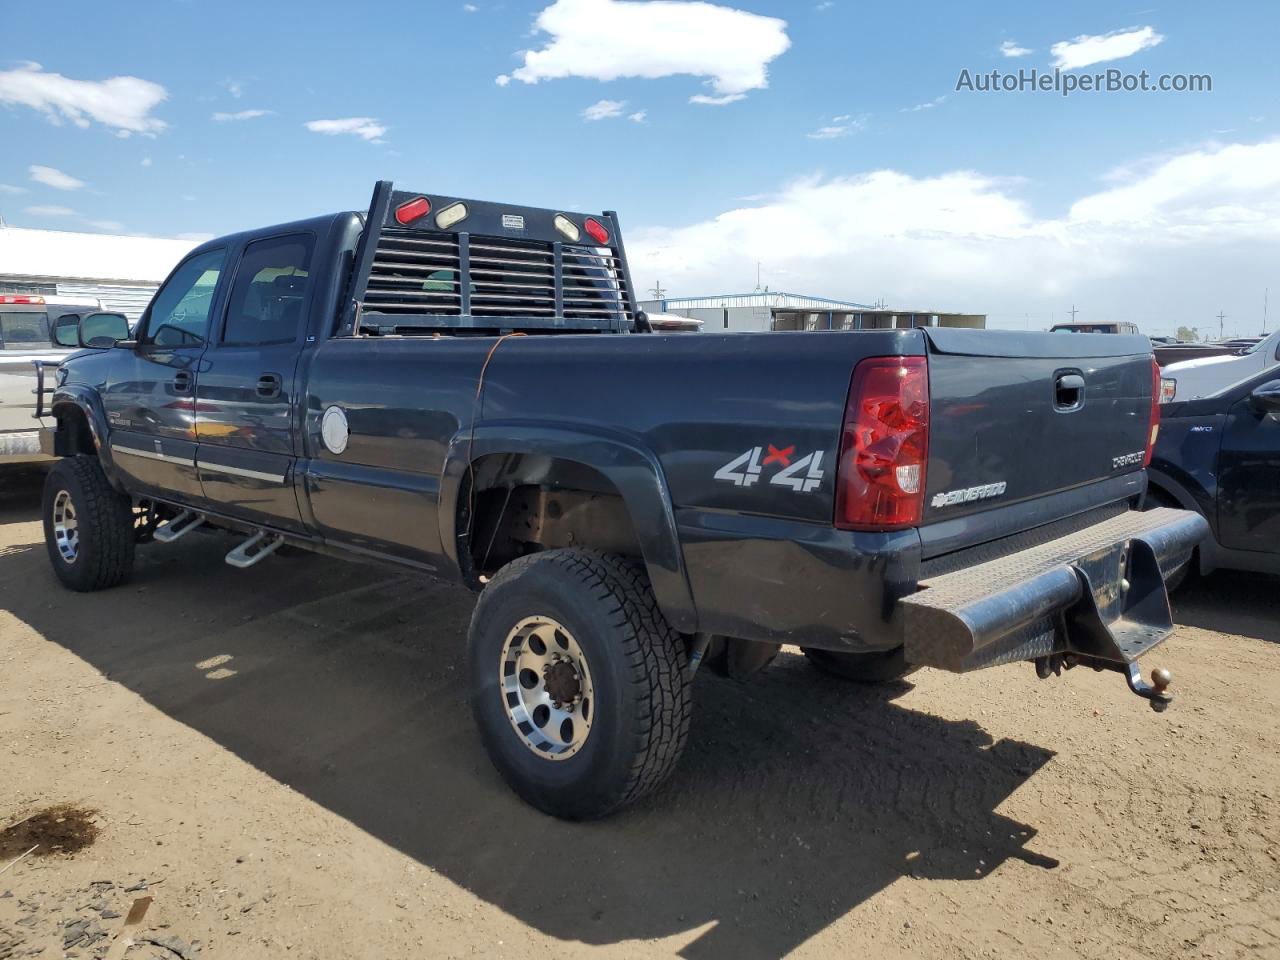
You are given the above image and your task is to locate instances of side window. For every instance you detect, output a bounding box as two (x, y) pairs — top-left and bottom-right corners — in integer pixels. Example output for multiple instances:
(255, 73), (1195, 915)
(144, 249), (225, 347)
(223, 234), (314, 346)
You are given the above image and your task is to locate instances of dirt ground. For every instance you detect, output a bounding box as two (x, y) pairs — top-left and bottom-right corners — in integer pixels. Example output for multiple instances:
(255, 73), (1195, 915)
(0, 465), (1277, 960)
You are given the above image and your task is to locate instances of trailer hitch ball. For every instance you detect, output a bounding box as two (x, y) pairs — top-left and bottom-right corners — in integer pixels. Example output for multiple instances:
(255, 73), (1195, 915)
(1125, 662), (1174, 712)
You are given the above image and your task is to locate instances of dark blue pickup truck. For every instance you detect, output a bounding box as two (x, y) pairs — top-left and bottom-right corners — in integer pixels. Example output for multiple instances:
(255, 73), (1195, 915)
(37, 181), (1207, 818)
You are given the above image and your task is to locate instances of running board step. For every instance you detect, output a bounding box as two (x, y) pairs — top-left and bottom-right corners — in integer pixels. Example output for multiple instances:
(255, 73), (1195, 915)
(153, 510), (205, 543)
(225, 531), (285, 569)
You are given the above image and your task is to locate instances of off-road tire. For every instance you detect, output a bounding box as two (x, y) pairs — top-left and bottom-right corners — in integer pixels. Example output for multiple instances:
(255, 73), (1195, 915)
(467, 549), (692, 820)
(802, 646), (917, 684)
(42, 455), (135, 592)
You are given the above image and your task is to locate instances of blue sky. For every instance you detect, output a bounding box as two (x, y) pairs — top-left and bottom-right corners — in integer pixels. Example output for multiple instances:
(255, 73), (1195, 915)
(3, 0), (1278, 335)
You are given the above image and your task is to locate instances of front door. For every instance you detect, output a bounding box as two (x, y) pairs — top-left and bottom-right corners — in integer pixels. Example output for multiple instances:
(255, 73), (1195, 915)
(194, 232), (314, 531)
(102, 248), (226, 500)
(1217, 375), (1280, 553)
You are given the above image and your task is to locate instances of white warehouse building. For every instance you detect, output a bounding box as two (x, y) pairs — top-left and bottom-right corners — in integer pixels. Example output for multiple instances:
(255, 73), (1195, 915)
(638, 291), (986, 333)
(0, 224), (196, 322)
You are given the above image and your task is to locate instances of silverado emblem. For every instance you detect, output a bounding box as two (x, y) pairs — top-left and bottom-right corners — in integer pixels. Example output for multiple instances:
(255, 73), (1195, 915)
(931, 481), (1007, 509)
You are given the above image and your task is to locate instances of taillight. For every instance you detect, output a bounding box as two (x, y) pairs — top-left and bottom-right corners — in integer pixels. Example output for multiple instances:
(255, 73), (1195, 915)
(0, 295), (45, 304)
(1144, 356), (1161, 466)
(584, 217), (610, 245)
(835, 356), (929, 531)
(1160, 376), (1177, 403)
(394, 196), (431, 225)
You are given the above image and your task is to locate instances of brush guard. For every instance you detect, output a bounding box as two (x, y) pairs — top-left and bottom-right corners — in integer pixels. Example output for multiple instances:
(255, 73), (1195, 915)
(901, 507), (1209, 711)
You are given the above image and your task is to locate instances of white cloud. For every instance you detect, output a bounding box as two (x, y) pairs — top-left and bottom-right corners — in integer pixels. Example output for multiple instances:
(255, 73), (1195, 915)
(0, 184), (28, 195)
(496, 0), (790, 103)
(304, 117), (387, 142)
(141, 157), (153, 167)
(24, 205), (77, 217)
(902, 96), (946, 113)
(86, 219), (124, 231)
(689, 92), (746, 106)
(463, 2), (479, 9)
(223, 79), (246, 99)
(1000, 39), (1032, 57)
(815, 1), (834, 10)
(175, 232), (215, 242)
(807, 114), (862, 139)
(28, 165), (85, 190)
(627, 139), (1280, 333)
(0, 63), (166, 135)
(628, 110), (648, 123)
(212, 109), (271, 122)
(582, 98), (626, 120)
(1050, 26), (1164, 70)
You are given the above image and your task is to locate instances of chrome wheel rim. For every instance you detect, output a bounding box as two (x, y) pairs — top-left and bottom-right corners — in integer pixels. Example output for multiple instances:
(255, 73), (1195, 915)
(52, 489), (79, 564)
(500, 616), (595, 761)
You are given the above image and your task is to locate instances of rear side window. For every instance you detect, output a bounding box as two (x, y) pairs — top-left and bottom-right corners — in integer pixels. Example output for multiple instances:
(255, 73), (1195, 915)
(145, 249), (226, 347)
(0, 311), (50, 349)
(223, 234), (314, 346)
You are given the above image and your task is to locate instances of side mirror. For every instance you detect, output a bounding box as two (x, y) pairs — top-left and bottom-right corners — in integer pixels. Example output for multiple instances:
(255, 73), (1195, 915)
(1249, 379), (1280, 413)
(79, 312), (130, 349)
(53, 314), (81, 347)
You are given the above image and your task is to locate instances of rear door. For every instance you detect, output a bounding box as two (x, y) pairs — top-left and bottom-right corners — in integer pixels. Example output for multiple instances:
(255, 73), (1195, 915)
(1216, 373), (1280, 553)
(921, 329), (1152, 528)
(103, 248), (226, 499)
(194, 232), (313, 532)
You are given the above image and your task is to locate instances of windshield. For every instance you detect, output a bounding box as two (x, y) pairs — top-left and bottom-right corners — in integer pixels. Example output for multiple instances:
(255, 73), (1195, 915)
(0, 311), (51, 349)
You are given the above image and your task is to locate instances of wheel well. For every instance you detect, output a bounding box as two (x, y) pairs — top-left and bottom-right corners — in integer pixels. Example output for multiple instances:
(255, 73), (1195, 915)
(53, 404), (97, 456)
(462, 454), (642, 579)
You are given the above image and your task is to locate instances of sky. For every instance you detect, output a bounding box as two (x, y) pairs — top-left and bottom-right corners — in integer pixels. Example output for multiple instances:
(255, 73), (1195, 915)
(1, 0), (1278, 337)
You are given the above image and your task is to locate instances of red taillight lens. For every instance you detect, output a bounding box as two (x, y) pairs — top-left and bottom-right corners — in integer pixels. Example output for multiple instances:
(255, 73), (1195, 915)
(0, 295), (45, 304)
(394, 196), (431, 225)
(584, 217), (610, 245)
(835, 356), (930, 531)
(1144, 356), (1161, 466)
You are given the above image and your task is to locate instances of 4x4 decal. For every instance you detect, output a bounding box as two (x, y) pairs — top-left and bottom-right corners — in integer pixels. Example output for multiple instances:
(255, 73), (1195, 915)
(715, 446), (826, 492)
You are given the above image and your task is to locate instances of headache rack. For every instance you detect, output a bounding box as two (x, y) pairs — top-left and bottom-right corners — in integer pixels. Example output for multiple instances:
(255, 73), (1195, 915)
(340, 181), (641, 336)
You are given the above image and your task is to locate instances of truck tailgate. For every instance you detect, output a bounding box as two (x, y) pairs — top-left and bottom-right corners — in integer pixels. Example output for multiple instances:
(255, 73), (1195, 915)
(922, 328), (1154, 527)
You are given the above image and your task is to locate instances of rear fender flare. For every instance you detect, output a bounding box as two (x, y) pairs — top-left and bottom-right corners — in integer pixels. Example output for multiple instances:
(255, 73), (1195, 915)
(439, 422), (697, 634)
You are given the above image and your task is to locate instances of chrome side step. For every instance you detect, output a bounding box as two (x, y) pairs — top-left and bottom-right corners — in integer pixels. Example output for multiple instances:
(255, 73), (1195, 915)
(225, 531), (284, 569)
(153, 510), (205, 543)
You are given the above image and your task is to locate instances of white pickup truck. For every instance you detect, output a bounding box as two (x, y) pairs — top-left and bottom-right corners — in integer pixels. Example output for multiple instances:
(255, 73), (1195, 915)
(0, 295), (108, 463)
(1161, 328), (1280, 402)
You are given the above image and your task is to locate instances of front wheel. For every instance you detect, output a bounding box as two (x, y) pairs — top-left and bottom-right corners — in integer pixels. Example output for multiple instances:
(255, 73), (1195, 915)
(467, 549), (692, 820)
(42, 456), (135, 592)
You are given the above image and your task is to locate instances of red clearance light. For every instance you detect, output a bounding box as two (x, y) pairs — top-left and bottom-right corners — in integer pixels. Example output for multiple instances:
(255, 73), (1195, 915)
(394, 196), (431, 225)
(1144, 356), (1161, 466)
(584, 217), (610, 245)
(0, 295), (46, 304)
(835, 356), (930, 531)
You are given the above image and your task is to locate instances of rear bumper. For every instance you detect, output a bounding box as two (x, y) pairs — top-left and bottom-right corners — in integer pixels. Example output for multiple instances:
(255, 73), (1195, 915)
(900, 507), (1208, 672)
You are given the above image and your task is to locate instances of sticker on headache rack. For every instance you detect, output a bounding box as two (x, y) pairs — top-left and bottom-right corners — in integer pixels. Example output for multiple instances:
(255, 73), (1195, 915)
(502, 214), (526, 230)
(715, 446), (825, 492)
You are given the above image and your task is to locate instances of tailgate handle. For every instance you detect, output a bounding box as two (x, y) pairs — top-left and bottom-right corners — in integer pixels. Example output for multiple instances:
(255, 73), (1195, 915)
(1055, 373), (1085, 411)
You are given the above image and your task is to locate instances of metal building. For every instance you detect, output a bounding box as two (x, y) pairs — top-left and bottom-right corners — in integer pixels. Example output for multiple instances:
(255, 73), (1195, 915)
(0, 225), (196, 322)
(638, 291), (986, 333)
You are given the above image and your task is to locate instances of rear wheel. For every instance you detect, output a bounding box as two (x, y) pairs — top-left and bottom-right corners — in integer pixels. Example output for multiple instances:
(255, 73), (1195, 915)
(42, 455), (135, 592)
(467, 549), (691, 820)
(802, 646), (917, 684)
